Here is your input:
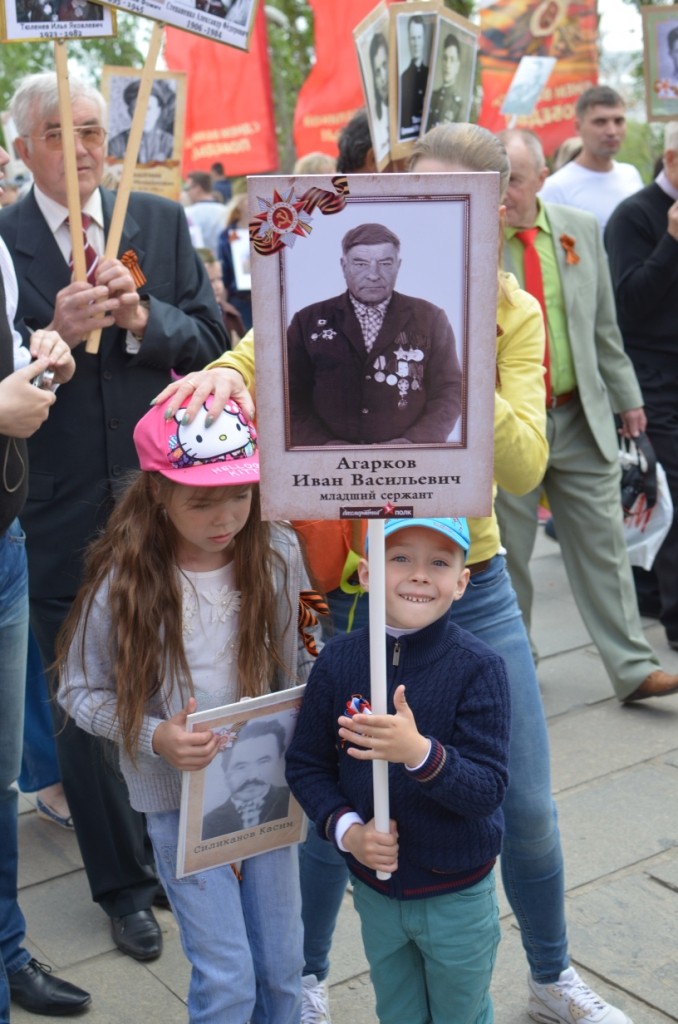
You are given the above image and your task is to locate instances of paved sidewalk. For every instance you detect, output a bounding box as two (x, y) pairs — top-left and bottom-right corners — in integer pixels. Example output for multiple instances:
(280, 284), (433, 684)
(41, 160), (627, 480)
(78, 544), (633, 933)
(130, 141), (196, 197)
(15, 530), (678, 1023)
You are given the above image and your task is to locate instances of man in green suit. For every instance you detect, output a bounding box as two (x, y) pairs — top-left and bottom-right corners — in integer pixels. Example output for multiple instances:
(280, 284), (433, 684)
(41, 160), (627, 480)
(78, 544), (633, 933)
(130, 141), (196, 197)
(494, 128), (678, 702)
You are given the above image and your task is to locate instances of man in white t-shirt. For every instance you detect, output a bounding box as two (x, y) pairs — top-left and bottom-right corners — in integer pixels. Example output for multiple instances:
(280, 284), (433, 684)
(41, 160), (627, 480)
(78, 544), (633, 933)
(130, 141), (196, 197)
(540, 85), (642, 232)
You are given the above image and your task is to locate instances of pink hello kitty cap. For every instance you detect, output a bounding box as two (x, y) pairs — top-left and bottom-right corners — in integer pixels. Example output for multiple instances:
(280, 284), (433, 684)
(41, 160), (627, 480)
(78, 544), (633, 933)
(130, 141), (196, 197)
(133, 395), (260, 487)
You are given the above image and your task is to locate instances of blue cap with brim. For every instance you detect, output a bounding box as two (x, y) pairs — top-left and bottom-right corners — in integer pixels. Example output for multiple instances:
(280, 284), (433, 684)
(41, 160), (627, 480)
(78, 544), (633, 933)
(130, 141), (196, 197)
(368, 517), (470, 561)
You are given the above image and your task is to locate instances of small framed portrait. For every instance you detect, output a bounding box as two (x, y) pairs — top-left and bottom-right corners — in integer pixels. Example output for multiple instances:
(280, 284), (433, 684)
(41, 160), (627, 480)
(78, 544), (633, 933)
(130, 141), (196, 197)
(354, 1), (392, 171)
(642, 4), (678, 120)
(500, 55), (556, 117)
(101, 0), (259, 51)
(1, 0), (115, 40)
(247, 169), (499, 522)
(422, 8), (479, 133)
(101, 67), (186, 201)
(177, 687), (307, 877)
(390, 0), (440, 160)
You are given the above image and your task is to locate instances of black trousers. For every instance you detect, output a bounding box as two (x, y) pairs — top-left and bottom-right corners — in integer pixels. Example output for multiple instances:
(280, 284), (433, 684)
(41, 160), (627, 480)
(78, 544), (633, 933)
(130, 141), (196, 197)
(632, 363), (678, 642)
(30, 596), (158, 918)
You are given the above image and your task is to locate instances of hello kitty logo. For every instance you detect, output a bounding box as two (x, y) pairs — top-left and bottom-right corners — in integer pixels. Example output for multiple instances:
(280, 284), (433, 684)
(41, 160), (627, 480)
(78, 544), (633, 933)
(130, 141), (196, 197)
(167, 399), (257, 468)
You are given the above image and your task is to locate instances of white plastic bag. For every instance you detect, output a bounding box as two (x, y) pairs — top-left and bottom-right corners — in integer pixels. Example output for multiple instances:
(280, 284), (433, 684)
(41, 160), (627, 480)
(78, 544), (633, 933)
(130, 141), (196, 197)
(622, 457), (673, 571)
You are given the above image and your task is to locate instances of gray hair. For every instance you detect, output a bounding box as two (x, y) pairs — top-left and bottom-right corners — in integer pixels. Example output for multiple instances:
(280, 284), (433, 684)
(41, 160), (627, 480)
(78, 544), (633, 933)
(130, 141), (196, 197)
(664, 121), (678, 153)
(410, 123), (511, 199)
(10, 72), (106, 140)
(500, 128), (547, 172)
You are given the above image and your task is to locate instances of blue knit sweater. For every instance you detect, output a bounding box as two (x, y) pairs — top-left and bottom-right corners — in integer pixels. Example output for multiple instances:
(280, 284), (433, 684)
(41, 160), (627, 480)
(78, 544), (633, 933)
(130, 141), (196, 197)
(286, 613), (511, 900)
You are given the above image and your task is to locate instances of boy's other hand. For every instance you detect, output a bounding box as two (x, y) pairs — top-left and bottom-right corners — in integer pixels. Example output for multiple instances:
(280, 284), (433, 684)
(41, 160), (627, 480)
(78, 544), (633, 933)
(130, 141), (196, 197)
(343, 818), (399, 873)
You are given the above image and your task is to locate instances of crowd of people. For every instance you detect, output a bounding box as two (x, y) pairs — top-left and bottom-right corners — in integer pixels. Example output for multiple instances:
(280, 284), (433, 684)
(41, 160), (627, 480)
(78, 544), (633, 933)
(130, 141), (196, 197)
(1, 66), (676, 1024)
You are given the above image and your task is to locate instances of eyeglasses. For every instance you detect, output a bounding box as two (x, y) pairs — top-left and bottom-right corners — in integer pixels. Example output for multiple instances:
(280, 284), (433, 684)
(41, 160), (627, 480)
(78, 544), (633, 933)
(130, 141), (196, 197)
(29, 126), (108, 151)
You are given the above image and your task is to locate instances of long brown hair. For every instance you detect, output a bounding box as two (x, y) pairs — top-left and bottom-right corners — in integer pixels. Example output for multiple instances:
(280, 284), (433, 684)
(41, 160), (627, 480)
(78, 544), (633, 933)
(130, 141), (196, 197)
(56, 472), (289, 761)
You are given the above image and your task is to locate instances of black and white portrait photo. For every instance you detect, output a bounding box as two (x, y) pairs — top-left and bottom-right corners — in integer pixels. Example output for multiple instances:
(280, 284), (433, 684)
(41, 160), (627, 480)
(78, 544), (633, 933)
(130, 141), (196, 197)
(286, 221), (462, 449)
(107, 76), (176, 164)
(423, 11), (479, 132)
(355, 2), (392, 170)
(202, 717), (291, 840)
(394, 6), (436, 145)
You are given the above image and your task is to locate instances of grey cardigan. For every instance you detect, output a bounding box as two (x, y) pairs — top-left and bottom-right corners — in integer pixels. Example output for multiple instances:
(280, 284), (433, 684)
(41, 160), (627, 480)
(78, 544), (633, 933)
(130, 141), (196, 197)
(58, 523), (321, 813)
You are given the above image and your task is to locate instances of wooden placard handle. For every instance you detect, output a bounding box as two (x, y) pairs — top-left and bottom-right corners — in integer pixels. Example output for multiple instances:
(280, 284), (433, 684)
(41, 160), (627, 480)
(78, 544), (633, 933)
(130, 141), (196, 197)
(54, 41), (86, 281)
(85, 22), (164, 355)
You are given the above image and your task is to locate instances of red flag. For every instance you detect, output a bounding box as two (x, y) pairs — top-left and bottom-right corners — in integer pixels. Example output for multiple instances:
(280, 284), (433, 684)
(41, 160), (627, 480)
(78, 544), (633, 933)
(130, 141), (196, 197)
(293, 0), (395, 158)
(477, 0), (598, 157)
(164, 10), (277, 177)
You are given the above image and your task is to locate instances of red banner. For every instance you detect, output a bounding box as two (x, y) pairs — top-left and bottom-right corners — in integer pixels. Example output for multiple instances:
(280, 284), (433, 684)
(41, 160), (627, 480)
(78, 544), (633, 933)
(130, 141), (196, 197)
(477, 0), (598, 157)
(293, 0), (395, 158)
(164, 10), (277, 177)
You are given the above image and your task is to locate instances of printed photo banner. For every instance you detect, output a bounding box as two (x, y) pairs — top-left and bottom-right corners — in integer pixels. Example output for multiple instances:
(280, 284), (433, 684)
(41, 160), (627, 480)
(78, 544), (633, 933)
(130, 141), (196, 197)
(477, 0), (598, 156)
(177, 687), (307, 877)
(103, 0), (259, 50)
(101, 66), (186, 201)
(1, 0), (115, 40)
(248, 170), (498, 522)
(642, 4), (678, 122)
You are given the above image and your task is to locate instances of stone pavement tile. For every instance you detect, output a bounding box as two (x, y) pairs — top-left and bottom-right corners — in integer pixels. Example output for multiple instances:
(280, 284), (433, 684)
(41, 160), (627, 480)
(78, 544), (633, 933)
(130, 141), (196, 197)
(10, 955), (188, 1024)
(538, 646), (614, 715)
(18, 809), (83, 888)
(557, 765), (678, 890)
(565, 867), (678, 1021)
(18, 869), (176, 969)
(548, 701), (678, 792)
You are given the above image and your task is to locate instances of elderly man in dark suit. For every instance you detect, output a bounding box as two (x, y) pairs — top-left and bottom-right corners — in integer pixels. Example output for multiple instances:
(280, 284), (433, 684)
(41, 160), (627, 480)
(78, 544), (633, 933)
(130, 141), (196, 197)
(0, 72), (226, 964)
(286, 222), (462, 447)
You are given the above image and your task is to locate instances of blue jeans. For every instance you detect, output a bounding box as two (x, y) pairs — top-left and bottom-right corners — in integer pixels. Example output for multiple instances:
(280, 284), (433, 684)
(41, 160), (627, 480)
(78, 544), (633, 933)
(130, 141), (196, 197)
(353, 872), (498, 1024)
(449, 555), (567, 983)
(299, 555), (568, 986)
(19, 627), (60, 793)
(0, 520), (31, 1023)
(147, 810), (303, 1024)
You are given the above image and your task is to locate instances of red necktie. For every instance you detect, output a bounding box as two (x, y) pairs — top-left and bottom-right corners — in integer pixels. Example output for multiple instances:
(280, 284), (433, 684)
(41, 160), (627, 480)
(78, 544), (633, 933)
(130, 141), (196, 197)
(515, 227), (551, 406)
(67, 213), (99, 285)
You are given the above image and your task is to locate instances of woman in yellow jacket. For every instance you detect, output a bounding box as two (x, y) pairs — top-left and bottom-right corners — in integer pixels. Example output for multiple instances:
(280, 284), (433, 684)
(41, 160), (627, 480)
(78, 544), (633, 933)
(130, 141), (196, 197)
(157, 124), (629, 1024)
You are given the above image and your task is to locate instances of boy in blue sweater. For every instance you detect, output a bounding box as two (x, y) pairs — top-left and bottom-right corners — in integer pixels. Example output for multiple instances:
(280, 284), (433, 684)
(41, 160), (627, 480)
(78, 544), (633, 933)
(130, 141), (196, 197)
(286, 517), (511, 1024)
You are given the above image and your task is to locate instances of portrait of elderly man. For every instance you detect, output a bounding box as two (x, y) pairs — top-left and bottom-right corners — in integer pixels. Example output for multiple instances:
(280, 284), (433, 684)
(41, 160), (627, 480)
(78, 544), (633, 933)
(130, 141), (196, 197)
(286, 222), (462, 448)
(202, 718), (291, 839)
(108, 79), (175, 164)
(426, 32), (464, 131)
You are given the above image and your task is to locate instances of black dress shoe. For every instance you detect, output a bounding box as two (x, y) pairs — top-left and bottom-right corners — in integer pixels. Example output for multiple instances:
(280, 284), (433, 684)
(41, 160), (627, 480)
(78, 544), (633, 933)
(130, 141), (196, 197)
(9, 958), (91, 1016)
(110, 909), (162, 961)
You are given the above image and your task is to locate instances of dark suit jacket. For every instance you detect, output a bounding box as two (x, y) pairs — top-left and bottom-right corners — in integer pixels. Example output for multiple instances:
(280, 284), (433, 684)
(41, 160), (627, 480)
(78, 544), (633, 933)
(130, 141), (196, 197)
(400, 61), (429, 139)
(201, 784), (291, 839)
(287, 289), (462, 446)
(0, 187), (227, 599)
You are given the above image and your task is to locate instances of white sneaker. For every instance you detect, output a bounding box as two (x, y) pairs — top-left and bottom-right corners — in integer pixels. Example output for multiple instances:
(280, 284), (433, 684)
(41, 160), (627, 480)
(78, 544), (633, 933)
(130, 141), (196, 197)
(301, 973), (331, 1024)
(528, 967), (633, 1024)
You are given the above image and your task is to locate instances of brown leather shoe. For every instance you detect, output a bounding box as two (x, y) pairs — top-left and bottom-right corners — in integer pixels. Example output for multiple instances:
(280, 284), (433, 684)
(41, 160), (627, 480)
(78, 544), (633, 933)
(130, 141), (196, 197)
(624, 670), (678, 702)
